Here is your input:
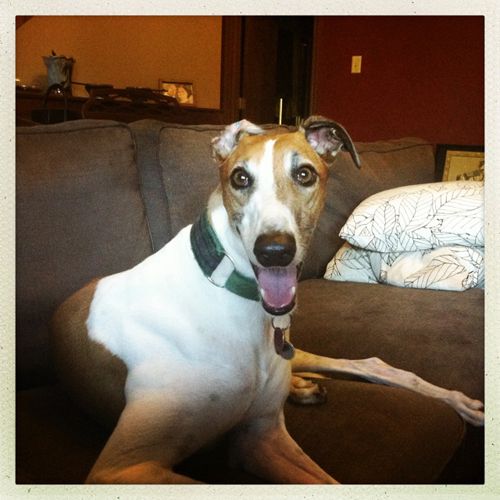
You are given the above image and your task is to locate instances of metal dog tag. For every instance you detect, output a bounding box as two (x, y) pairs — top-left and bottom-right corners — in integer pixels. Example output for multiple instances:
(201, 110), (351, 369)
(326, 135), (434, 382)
(281, 339), (295, 360)
(273, 327), (295, 360)
(274, 327), (285, 355)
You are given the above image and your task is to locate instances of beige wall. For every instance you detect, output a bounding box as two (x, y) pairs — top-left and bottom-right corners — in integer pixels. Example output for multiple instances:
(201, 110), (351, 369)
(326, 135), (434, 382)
(16, 16), (222, 108)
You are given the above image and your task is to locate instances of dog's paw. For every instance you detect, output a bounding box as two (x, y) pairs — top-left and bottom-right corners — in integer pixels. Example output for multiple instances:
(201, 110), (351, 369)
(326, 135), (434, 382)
(288, 376), (327, 405)
(446, 390), (484, 426)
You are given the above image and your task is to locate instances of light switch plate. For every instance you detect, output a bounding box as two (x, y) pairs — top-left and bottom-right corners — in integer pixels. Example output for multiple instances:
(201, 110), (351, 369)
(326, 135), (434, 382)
(351, 55), (362, 74)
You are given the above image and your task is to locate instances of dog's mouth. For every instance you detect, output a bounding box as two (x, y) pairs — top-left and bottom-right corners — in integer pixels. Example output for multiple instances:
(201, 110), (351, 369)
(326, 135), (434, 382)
(253, 264), (299, 315)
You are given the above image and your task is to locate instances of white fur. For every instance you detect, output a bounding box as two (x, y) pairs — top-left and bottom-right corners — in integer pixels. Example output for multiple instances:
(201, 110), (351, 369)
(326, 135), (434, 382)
(237, 139), (298, 266)
(87, 221), (287, 408)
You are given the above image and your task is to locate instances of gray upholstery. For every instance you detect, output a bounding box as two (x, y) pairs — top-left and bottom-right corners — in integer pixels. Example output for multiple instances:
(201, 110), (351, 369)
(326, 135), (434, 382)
(294, 280), (484, 401)
(157, 124), (221, 238)
(16, 120), (153, 388)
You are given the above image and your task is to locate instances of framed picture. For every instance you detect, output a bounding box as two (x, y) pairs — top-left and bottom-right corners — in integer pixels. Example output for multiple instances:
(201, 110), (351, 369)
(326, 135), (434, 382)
(159, 80), (194, 106)
(435, 144), (485, 182)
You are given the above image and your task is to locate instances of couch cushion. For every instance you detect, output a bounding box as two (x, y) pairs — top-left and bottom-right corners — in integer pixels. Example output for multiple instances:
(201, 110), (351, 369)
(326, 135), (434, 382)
(284, 378), (464, 484)
(302, 138), (436, 278)
(291, 279), (484, 483)
(157, 124), (222, 239)
(292, 279), (484, 403)
(128, 120), (173, 252)
(16, 385), (108, 484)
(16, 120), (153, 388)
(16, 377), (464, 484)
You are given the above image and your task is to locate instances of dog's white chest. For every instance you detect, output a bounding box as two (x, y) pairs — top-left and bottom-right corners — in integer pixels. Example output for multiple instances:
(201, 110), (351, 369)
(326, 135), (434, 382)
(87, 225), (290, 421)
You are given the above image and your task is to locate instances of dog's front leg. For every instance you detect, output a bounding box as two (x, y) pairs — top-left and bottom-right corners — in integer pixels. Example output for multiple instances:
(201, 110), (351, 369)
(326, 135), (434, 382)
(87, 462), (201, 484)
(229, 412), (338, 484)
(291, 349), (484, 426)
(86, 398), (203, 484)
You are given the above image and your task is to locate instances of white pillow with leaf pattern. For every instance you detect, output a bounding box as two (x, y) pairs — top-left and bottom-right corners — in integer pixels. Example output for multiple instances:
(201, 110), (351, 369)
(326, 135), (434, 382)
(339, 181), (483, 253)
(372, 245), (484, 290)
(325, 242), (484, 291)
(324, 243), (378, 284)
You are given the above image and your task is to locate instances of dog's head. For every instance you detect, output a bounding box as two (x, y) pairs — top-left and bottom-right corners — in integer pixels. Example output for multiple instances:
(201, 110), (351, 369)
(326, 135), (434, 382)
(212, 116), (360, 315)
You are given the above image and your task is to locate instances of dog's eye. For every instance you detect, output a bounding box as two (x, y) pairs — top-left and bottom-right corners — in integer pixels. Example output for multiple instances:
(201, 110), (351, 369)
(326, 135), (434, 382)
(230, 167), (253, 190)
(294, 165), (317, 187)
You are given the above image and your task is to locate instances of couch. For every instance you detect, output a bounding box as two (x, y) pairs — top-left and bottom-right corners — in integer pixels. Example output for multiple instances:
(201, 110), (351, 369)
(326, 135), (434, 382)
(16, 118), (484, 484)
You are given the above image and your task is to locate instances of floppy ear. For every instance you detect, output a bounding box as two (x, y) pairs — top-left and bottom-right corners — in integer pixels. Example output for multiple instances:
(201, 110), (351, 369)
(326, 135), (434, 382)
(212, 119), (264, 162)
(302, 115), (361, 168)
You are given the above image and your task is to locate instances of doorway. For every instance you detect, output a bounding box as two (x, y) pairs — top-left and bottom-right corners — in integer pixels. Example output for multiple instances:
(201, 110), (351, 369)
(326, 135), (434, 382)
(239, 16), (314, 125)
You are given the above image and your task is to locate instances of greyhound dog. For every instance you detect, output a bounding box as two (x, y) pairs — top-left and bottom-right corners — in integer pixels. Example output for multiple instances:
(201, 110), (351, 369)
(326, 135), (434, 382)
(51, 116), (484, 484)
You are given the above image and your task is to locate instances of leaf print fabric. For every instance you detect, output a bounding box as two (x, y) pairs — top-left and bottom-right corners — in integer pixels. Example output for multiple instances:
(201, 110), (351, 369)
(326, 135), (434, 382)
(325, 181), (484, 291)
(339, 181), (483, 252)
(324, 243), (484, 291)
(379, 246), (484, 290)
(324, 243), (378, 284)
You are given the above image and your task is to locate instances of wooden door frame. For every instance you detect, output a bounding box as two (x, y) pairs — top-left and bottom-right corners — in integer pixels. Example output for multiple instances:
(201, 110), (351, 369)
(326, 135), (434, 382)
(218, 16), (243, 124)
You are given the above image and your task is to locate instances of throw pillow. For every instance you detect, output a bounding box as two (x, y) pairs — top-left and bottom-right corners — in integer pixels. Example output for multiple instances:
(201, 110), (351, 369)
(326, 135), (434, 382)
(339, 181), (483, 253)
(325, 242), (484, 291)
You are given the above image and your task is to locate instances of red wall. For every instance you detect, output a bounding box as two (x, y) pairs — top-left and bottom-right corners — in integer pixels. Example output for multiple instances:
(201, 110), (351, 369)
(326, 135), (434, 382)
(312, 16), (484, 144)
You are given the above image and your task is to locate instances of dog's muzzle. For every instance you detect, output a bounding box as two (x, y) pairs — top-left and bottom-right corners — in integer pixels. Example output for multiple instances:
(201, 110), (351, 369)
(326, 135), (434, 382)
(253, 232), (298, 315)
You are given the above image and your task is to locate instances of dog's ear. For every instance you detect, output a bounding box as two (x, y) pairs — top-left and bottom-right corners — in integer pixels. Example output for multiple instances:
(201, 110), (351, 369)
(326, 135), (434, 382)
(212, 120), (264, 162)
(302, 115), (361, 168)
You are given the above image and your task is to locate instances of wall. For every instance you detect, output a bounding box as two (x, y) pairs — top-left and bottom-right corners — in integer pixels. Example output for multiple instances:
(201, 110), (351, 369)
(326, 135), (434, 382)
(16, 16), (222, 109)
(312, 16), (484, 144)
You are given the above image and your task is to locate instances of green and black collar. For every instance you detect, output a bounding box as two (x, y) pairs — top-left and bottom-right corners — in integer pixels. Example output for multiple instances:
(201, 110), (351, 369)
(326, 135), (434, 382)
(190, 210), (260, 302)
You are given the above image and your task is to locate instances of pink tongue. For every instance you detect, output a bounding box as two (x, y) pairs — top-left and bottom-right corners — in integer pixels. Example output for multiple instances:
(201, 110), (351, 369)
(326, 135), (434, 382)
(256, 266), (297, 309)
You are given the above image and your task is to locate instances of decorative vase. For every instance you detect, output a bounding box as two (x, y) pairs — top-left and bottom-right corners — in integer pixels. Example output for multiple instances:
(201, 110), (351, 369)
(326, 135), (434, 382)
(43, 53), (75, 94)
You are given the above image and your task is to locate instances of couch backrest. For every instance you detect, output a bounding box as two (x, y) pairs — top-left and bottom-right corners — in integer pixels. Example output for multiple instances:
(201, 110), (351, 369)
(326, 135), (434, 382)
(130, 121), (223, 247)
(16, 118), (436, 388)
(16, 120), (154, 388)
(302, 138), (436, 278)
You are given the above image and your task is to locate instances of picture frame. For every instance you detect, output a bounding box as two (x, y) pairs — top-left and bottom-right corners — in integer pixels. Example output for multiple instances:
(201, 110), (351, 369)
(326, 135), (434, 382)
(159, 80), (194, 106)
(435, 144), (485, 182)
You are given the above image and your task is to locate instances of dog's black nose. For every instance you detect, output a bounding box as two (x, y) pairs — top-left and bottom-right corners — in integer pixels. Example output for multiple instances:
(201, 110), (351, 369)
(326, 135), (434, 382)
(254, 232), (296, 267)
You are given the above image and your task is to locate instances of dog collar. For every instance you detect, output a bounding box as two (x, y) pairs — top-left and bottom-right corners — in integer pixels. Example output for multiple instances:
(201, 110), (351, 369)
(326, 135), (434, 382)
(190, 210), (261, 302)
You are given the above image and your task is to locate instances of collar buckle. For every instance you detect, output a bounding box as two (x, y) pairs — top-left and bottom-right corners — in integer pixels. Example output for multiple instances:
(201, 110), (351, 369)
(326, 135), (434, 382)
(190, 210), (261, 302)
(207, 253), (237, 288)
